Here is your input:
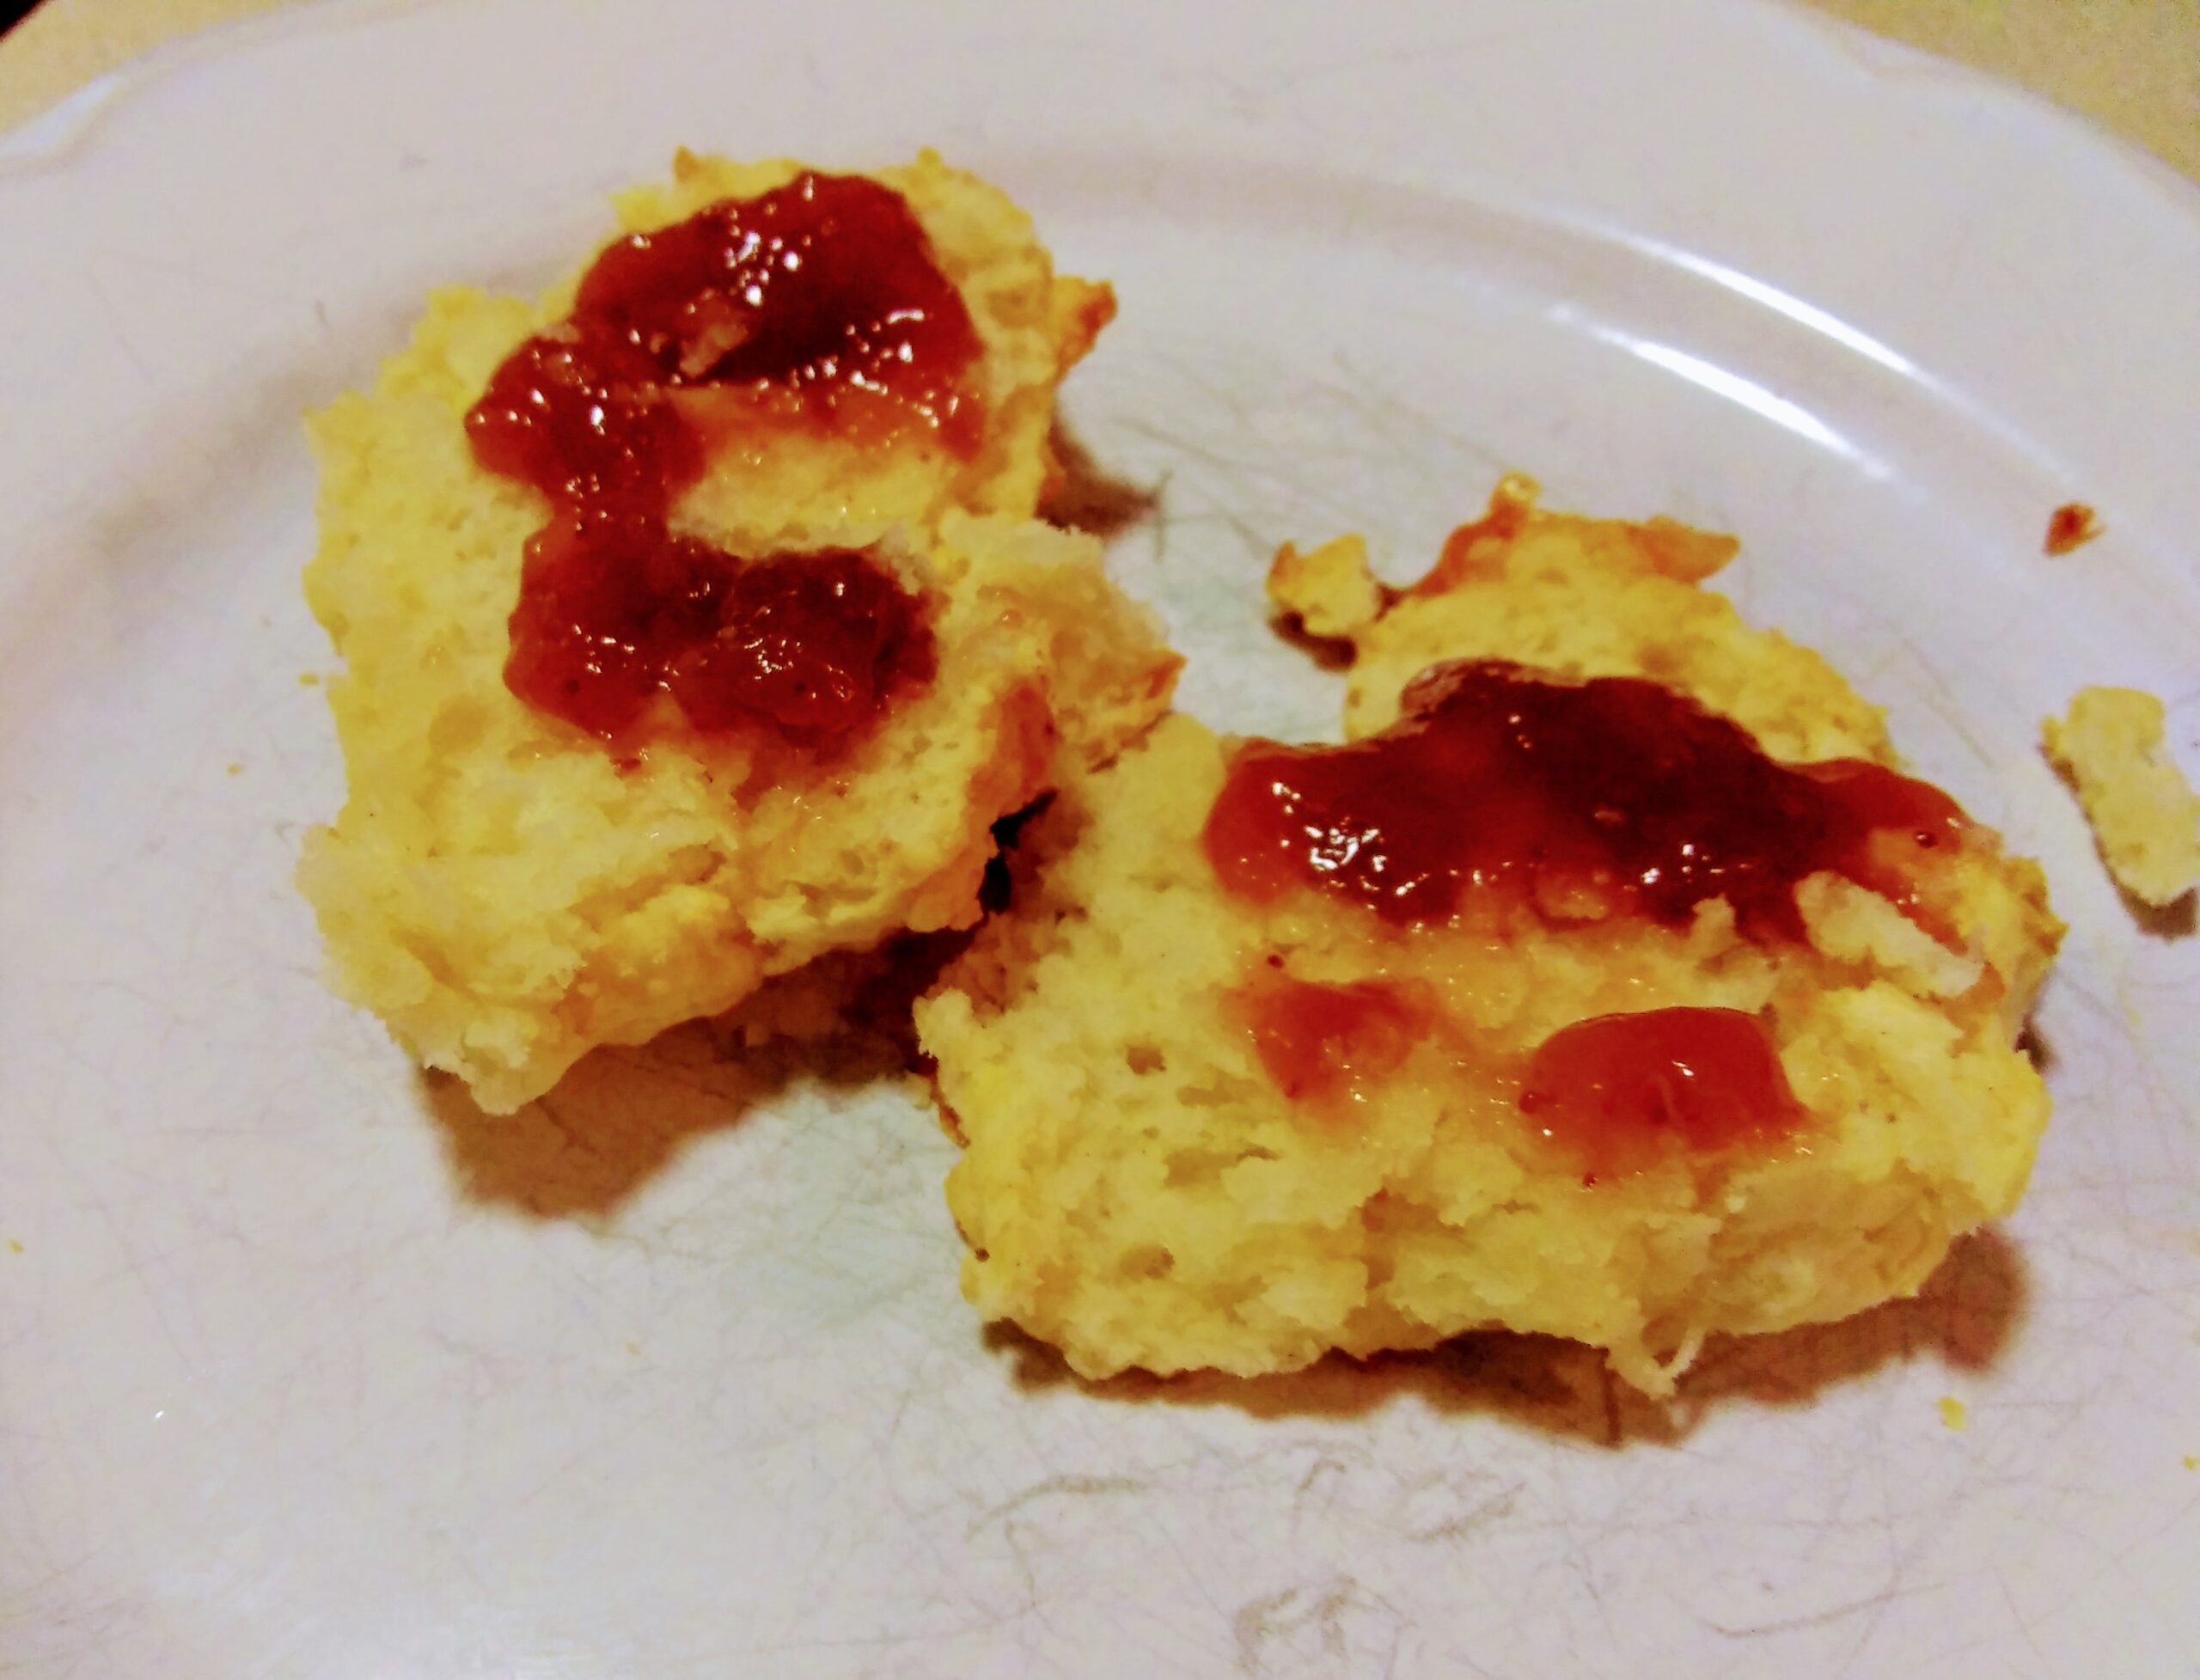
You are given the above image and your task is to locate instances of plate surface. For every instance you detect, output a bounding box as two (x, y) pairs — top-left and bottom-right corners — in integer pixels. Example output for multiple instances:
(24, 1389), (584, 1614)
(3, 2), (2197, 1676)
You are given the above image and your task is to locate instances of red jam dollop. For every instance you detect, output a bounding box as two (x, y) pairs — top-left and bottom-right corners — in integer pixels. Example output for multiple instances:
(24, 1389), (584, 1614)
(2043, 501), (2100, 557)
(1235, 973), (1434, 1110)
(1518, 1006), (1807, 1179)
(467, 173), (975, 744)
(1202, 660), (1965, 942)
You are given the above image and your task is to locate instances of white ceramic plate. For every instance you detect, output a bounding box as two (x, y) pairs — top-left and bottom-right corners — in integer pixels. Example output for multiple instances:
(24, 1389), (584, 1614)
(3, 2), (2197, 1675)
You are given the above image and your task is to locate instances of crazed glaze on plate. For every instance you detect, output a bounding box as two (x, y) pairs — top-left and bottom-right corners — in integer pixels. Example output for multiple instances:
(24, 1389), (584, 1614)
(1, 2), (2197, 1676)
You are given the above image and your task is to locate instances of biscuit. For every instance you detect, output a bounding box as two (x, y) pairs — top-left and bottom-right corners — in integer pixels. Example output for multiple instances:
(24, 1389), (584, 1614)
(301, 154), (1176, 1113)
(920, 481), (2058, 1395)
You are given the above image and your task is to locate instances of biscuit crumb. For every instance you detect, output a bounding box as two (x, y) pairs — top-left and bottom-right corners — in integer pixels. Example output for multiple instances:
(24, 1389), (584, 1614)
(2044, 502), (2100, 556)
(2043, 687), (2200, 907)
(1267, 535), (1383, 638)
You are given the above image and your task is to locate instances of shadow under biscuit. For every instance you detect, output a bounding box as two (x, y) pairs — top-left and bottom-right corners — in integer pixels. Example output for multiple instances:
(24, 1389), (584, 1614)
(1266, 609), (1358, 674)
(1038, 418), (1160, 541)
(421, 1029), (791, 1221)
(1653, 1225), (2026, 1424)
(421, 932), (967, 1219)
(985, 1226), (2027, 1449)
(2117, 881), (2197, 939)
(2016, 1020), (2057, 1075)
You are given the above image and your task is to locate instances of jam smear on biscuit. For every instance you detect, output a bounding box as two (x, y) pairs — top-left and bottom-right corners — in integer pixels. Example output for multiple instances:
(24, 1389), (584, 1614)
(1203, 660), (1965, 944)
(1234, 973), (1435, 1112)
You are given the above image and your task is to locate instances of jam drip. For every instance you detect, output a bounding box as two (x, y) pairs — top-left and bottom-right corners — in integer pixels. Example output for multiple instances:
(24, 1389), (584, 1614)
(467, 173), (975, 744)
(1203, 660), (1965, 942)
(1519, 1007), (1806, 1178)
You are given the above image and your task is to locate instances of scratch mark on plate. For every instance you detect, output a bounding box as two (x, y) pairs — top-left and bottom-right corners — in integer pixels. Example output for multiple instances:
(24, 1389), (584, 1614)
(1705, 1579), (1937, 1640)
(966, 1472), (1146, 1536)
